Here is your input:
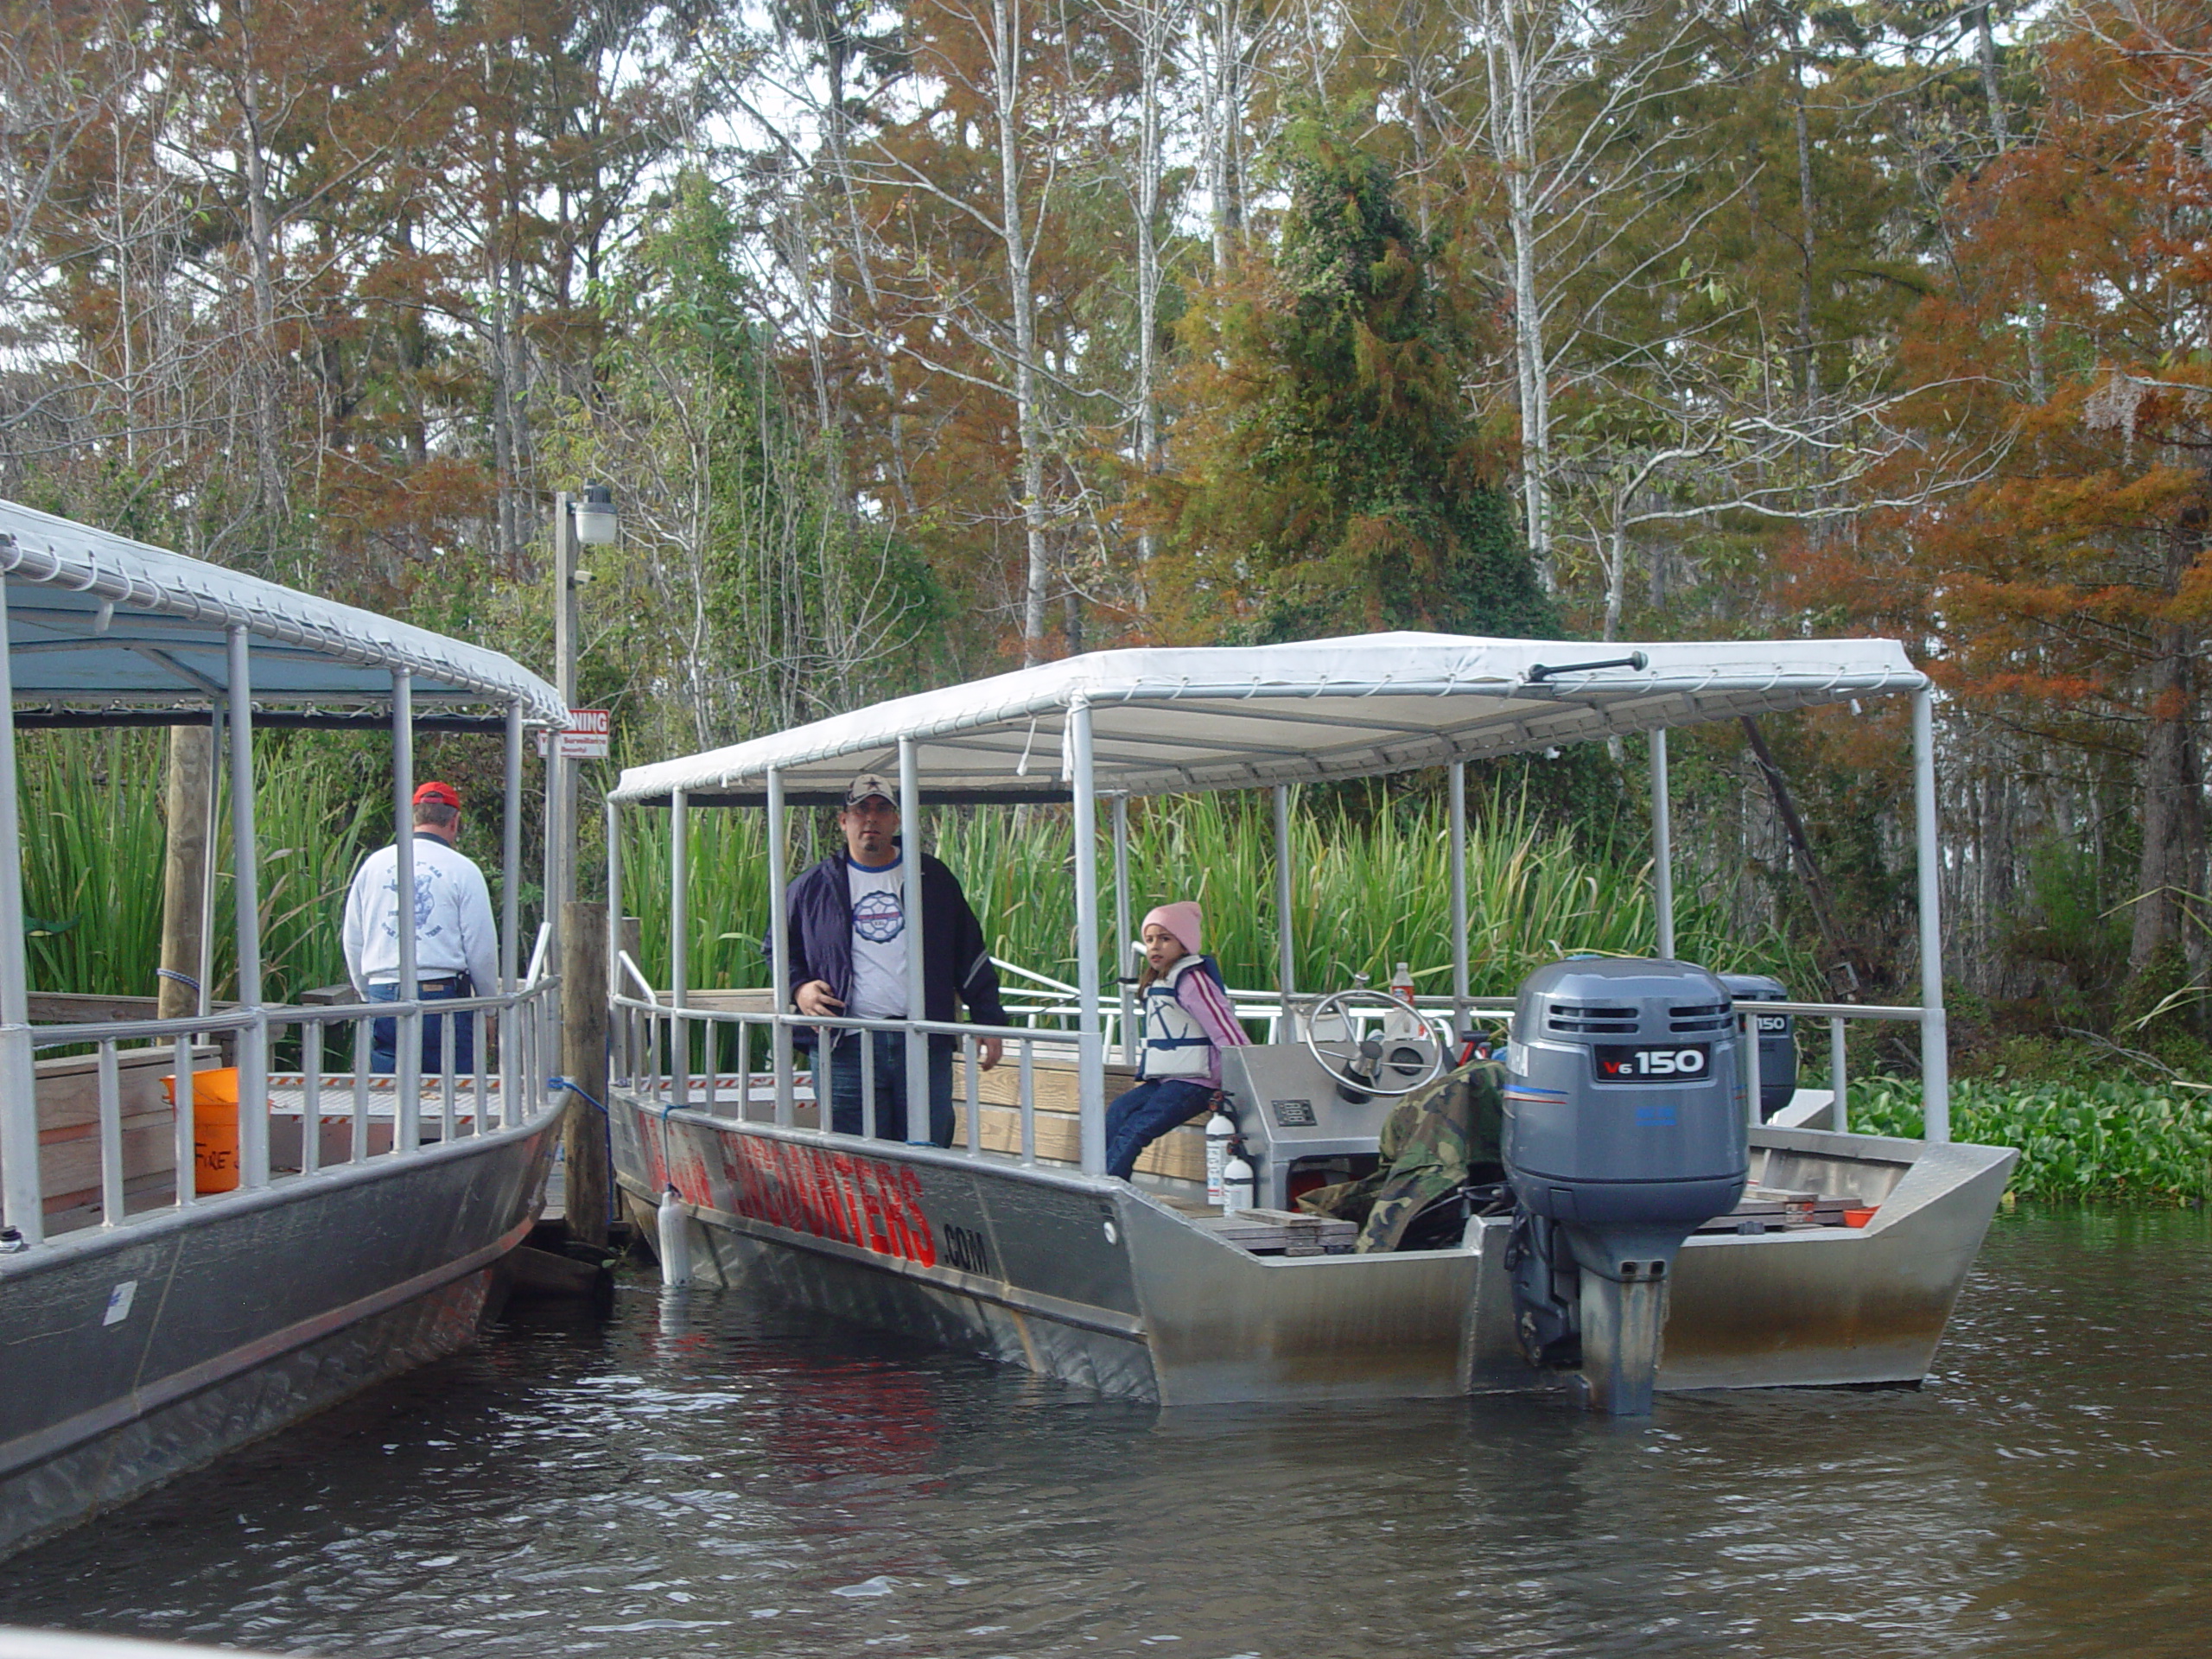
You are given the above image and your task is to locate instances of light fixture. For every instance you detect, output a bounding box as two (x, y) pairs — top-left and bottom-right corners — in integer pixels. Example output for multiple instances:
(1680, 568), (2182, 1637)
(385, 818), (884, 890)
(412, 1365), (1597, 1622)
(572, 482), (618, 547)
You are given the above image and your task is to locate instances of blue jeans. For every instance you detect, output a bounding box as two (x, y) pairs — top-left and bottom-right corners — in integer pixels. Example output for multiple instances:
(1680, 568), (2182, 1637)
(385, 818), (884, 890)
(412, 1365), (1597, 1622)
(367, 982), (476, 1077)
(826, 1031), (955, 1146)
(1104, 1077), (1216, 1181)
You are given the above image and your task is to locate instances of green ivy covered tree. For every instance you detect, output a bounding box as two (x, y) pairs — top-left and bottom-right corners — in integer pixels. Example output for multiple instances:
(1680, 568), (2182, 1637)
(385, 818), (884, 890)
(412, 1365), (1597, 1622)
(1159, 120), (1560, 645)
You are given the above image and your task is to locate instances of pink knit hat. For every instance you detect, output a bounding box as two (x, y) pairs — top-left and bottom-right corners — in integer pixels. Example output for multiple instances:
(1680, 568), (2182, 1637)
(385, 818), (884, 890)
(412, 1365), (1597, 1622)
(1141, 901), (1203, 955)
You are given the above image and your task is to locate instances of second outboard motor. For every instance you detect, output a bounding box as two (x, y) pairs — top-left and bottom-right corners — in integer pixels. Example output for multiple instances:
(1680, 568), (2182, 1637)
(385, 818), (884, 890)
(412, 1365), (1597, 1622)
(1720, 973), (1797, 1120)
(1503, 958), (1748, 1414)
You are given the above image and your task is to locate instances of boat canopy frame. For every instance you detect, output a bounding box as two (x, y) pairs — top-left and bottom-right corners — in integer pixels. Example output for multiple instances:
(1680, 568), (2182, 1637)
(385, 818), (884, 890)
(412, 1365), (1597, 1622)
(0, 499), (571, 1248)
(608, 632), (1949, 1170)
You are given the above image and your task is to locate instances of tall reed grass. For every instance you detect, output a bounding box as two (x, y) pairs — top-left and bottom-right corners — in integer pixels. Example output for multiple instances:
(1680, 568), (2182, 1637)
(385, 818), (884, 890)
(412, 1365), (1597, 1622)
(17, 730), (377, 1004)
(623, 789), (1812, 998)
(1849, 1075), (2212, 1205)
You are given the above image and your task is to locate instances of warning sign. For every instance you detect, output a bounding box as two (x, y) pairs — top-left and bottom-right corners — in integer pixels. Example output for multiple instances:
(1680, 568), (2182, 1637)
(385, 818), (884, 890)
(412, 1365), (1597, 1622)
(557, 709), (611, 760)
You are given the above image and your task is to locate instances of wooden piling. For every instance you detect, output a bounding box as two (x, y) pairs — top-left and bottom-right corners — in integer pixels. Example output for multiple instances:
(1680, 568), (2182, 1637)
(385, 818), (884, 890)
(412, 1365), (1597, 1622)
(157, 726), (215, 1021)
(561, 899), (610, 1247)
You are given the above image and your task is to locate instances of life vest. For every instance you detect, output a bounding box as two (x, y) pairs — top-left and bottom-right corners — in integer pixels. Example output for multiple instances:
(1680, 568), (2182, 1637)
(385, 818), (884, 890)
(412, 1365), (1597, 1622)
(1139, 954), (1226, 1079)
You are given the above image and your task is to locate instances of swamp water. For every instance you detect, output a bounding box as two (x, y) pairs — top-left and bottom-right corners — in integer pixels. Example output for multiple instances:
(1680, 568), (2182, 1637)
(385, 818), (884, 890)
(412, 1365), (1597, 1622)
(3, 1209), (2208, 1658)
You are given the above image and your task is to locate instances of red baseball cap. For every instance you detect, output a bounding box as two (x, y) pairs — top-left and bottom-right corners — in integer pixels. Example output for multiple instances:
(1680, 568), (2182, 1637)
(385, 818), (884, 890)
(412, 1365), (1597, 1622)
(413, 781), (461, 809)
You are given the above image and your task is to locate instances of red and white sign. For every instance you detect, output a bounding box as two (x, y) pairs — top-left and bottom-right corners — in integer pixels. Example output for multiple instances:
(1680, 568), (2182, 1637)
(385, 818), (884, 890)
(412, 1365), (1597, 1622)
(557, 708), (610, 759)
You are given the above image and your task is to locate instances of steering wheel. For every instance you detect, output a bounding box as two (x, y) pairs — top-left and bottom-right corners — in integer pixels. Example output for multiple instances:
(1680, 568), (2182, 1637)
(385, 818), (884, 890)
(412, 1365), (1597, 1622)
(1301, 989), (1446, 1100)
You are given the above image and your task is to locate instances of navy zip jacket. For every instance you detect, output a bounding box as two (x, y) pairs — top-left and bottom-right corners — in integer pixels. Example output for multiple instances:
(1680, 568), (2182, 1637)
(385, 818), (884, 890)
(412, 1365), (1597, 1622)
(778, 849), (1008, 1046)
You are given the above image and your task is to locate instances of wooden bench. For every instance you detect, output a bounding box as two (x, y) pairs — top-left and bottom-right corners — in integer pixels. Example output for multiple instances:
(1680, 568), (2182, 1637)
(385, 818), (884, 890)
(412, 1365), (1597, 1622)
(953, 1052), (1214, 1182)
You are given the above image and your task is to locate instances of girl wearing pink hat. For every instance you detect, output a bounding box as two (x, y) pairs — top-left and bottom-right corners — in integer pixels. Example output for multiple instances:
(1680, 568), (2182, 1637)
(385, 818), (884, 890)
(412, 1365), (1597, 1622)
(1104, 901), (1252, 1181)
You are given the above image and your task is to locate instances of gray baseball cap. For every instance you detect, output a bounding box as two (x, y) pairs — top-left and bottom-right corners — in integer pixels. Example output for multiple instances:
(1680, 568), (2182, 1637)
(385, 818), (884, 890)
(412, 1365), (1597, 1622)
(843, 772), (898, 809)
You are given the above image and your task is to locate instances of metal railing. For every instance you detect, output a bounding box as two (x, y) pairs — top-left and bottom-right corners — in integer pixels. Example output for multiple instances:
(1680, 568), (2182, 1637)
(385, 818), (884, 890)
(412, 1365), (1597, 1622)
(0, 941), (563, 1250)
(607, 976), (1937, 1174)
(610, 981), (1082, 1167)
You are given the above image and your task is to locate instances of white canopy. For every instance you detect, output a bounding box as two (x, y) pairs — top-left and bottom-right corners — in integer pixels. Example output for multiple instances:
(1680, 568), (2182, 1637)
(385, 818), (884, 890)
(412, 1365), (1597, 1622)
(0, 498), (565, 722)
(613, 632), (1924, 805)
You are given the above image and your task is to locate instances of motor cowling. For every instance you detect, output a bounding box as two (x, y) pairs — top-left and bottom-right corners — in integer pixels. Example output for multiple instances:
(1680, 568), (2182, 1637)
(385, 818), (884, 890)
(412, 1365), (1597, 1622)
(1720, 972), (1798, 1120)
(1503, 957), (1749, 1414)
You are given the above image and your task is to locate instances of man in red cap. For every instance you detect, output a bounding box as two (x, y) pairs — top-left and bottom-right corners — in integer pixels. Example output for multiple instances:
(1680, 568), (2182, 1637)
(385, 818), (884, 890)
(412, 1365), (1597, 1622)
(341, 780), (499, 1077)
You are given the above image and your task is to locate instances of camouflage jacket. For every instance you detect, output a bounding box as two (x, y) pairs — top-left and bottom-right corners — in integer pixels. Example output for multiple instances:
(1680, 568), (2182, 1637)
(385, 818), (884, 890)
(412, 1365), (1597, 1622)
(1297, 1058), (1507, 1252)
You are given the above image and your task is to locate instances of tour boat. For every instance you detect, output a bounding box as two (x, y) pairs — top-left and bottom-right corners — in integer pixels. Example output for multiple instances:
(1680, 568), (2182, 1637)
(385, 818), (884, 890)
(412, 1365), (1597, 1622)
(0, 501), (569, 1554)
(604, 633), (2015, 1410)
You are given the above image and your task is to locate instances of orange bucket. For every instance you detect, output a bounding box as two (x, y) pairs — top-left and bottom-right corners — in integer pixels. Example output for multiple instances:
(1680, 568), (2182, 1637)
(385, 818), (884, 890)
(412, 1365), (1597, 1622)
(163, 1067), (242, 1194)
(1843, 1205), (1878, 1229)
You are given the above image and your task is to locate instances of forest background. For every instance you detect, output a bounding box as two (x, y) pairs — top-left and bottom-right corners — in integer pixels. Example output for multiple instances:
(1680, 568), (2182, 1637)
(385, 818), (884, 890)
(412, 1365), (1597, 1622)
(2, 0), (2209, 1084)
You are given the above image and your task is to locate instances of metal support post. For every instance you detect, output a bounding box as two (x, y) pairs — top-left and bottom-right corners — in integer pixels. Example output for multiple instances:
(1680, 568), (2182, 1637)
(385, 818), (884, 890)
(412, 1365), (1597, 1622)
(1913, 686), (1949, 1142)
(546, 491), (576, 1076)
(502, 702), (522, 993)
(604, 797), (620, 998)
(1650, 728), (1675, 959)
(551, 491), (577, 920)
(899, 736), (929, 1144)
(226, 626), (268, 1188)
(1830, 1016), (1849, 1133)
(1071, 702), (1106, 1174)
(1742, 1008), (1763, 1128)
(0, 577), (45, 1244)
(766, 768), (795, 1128)
(669, 786), (690, 1106)
(1449, 761), (1470, 1045)
(1274, 785), (1297, 1042)
(671, 785), (689, 1012)
(391, 668), (420, 1149)
(1112, 794), (1135, 1064)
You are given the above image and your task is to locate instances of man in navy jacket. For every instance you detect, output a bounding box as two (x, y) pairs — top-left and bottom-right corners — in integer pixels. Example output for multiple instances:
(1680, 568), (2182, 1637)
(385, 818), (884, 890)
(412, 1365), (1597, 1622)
(782, 772), (1007, 1144)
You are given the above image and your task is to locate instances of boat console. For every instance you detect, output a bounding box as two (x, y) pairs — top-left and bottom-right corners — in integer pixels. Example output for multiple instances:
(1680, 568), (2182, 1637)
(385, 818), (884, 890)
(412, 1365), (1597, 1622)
(1217, 1046), (1398, 1210)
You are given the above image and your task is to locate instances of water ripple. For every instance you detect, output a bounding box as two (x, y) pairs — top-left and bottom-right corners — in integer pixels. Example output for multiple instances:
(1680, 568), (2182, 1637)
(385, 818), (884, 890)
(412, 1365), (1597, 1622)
(2, 1208), (2209, 1657)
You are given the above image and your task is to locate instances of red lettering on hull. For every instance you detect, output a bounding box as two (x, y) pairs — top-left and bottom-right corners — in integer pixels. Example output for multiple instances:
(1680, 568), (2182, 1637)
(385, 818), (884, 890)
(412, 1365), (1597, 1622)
(723, 1134), (937, 1268)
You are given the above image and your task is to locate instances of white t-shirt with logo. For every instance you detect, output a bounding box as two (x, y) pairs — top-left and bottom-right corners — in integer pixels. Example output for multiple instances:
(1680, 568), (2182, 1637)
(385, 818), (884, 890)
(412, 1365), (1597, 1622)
(846, 855), (908, 1019)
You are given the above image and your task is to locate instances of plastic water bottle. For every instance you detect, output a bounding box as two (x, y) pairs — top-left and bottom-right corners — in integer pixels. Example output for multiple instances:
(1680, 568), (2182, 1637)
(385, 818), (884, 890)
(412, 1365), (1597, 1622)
(1221, 1140), (1255, 1216)
(1205, 1105), (1236, 1205)
(1385, 961), (1420, 1038)
(657, 1185), (693, 1288)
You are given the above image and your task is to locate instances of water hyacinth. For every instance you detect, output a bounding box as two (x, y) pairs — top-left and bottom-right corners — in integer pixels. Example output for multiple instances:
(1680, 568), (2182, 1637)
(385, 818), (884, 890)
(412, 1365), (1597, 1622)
(1851, 1076), (2212, 1205)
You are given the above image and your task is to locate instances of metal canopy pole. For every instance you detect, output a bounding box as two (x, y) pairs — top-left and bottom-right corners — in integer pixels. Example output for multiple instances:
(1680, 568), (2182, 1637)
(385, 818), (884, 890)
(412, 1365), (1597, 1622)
(1071, 702), (1106, 1174)
(226, 626), (268, 1187)
(1112, 794), (1135, 1065)
(1650, 728), (1675, 959)
(546, 491), (574, 1077)
(671, 786), (689, 1011)
(766, 768), (795, 1128)
(196, 704), (222, 1023)
(1913, 686), (1950, 1142)
(1274, 785), (1297, 1042)
(1449, 761), (1470, 1046)
(0, 577), (47, 1244)
(392, 668), (421, 1150)
(501, 702), (522, 992)
(899, 737), (929, 1144)
(603, 797), (620, 992)
(669, 785), (690, 1106)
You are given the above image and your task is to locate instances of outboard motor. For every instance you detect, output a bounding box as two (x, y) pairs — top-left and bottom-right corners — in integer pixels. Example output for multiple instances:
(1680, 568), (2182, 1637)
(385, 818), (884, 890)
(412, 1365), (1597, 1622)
(1503, 958), (1748, 1414)
(1719, 973), (1798, 1120)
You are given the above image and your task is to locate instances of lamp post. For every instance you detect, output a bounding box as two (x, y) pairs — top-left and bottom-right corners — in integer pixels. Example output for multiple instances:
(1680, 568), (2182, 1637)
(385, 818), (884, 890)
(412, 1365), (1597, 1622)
(551, 484), (618, 921)
(555, 484), (616, 1246)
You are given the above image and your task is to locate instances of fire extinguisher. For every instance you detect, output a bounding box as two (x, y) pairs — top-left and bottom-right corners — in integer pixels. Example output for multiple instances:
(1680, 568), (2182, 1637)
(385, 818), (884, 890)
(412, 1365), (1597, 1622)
(1205, 1103), (1236, 1205)
(1221, 1137), (1256, 1216)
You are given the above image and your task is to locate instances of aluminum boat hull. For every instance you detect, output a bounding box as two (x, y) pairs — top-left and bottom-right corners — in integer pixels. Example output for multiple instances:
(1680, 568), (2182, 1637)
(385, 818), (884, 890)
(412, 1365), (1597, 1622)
(612, 1095), (2016, 1406)
(0, 1110), (559, 1557)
